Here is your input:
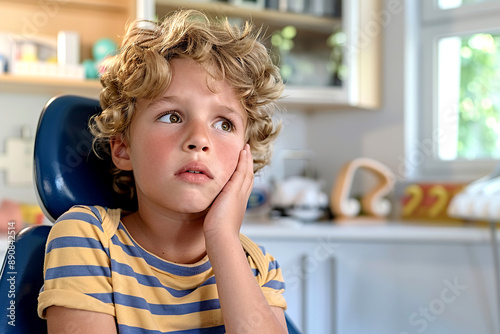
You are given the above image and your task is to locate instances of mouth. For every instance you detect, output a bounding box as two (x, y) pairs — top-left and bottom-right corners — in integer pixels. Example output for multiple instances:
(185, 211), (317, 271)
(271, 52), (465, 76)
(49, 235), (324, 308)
(175, 162), (213, 180)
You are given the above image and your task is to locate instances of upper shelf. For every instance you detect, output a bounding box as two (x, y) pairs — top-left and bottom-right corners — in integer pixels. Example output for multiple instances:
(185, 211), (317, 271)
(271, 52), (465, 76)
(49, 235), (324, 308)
(155, 0), (340, 33)
(0, 75), (101, 98)
(63, 0), (130, 12)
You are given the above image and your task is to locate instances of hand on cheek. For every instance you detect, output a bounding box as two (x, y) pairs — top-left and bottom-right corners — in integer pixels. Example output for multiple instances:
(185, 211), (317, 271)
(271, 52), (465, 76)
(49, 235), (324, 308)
(203, 144), (254, 238)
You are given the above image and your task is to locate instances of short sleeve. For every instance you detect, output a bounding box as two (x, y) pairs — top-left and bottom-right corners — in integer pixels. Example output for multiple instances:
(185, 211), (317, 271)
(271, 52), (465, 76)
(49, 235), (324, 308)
(258, 251), (287, 310)
(240, 234), (287, 310)
(37, 205), (115, 319)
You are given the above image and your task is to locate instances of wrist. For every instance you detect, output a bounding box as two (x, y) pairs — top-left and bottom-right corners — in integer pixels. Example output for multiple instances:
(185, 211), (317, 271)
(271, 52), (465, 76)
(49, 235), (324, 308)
(204, 226), (240, 241)
(204, 229), (241, 252)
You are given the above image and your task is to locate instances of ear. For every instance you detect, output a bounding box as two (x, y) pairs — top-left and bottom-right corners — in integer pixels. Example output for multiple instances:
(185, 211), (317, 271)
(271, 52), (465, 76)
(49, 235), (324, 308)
(110, 136), (133, 171)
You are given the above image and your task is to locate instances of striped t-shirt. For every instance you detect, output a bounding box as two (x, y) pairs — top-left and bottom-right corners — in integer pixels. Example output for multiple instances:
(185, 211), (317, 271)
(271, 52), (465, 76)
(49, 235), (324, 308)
(37, 205), (286, 333)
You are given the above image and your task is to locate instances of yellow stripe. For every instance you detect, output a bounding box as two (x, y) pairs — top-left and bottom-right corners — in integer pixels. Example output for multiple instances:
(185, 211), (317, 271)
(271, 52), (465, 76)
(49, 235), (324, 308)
(115, 304), (223, 331)
(46, 246), (109, 267)
(38, 289), (115, 319)
(107, 273), (219, 304)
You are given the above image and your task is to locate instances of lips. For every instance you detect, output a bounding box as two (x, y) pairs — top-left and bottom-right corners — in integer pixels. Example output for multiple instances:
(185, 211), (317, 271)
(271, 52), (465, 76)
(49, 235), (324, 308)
(175, 162), (213, 180)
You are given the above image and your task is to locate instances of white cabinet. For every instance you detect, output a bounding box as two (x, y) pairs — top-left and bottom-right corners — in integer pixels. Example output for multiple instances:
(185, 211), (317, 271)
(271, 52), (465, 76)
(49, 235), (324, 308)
(143, 0), (382, 109)
(243, 222), (500, 333)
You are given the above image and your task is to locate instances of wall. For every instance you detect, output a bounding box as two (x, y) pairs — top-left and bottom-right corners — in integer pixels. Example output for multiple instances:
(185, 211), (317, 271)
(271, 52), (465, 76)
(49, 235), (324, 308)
(0, 0), (407, 211)
(281, 0), (406, 197)
(0, 92), (54, 204)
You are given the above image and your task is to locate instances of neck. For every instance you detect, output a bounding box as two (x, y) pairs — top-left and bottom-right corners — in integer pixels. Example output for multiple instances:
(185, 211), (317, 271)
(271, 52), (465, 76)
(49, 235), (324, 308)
(122, 202), (208, 264)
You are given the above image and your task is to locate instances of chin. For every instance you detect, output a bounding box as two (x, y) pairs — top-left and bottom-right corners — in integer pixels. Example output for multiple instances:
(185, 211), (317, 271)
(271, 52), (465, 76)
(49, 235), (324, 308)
(175, 201), (212, 215)
(167, 190), (219, 214)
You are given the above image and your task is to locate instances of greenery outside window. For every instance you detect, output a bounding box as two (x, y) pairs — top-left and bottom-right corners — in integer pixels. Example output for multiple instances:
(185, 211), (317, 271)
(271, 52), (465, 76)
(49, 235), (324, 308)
(410, 0), (500, 180)
(438, 33), (500, 160)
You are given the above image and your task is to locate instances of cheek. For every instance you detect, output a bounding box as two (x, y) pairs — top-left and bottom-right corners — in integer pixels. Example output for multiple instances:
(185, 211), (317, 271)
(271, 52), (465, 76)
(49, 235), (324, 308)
(130, 132), (177, 173)
(218, 141), (244, 179)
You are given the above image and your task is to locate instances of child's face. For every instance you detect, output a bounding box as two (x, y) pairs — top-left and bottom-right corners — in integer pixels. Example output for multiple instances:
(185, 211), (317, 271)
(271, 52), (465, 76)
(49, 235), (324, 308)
(116, 57), (248, 214)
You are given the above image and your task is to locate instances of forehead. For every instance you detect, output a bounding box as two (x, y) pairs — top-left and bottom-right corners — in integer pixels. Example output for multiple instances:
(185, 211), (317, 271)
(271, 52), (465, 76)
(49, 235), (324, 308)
(137, 58), (247, 120)
(169, 57), (227, 93)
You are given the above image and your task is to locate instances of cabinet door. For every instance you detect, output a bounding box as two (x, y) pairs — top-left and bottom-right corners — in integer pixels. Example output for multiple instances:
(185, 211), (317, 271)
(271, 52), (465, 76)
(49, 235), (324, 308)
(335, 242), (498, 334)
(250, 236), (338, 334)
(250, 236), (499, 334)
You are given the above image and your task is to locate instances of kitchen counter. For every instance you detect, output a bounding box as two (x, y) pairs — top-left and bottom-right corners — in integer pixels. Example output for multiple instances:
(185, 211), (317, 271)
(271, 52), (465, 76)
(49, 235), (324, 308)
(241, 217), (498, 244)
(241, 217), (500, 333)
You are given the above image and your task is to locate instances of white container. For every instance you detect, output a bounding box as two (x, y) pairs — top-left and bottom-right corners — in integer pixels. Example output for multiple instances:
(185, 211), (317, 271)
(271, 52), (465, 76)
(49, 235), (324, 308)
(57, 31), (80, 66)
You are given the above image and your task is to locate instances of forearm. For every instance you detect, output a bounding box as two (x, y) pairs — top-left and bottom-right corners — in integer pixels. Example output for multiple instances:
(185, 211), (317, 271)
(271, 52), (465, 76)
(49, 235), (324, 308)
(206, 232), (287, 333)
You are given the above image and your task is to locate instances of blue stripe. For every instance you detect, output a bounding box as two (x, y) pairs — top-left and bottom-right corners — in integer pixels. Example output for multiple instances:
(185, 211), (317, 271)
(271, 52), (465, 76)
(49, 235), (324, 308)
(87, 205), (104, 222)
(262, 279), (286, 290)
(86, 292), (114, 304)
(113, 224), (212, 276)
(113, 292), (220, 316)
(110, 259), (215, 298)
(55, 208), (104, 232)
(117, 325), (163, 334)
(46, 236), (109, 254)
(45, 265), (111, 280)
(258, 245), (267, 255)
(268, 259), (280, 271)
(118, 324), (225, 334)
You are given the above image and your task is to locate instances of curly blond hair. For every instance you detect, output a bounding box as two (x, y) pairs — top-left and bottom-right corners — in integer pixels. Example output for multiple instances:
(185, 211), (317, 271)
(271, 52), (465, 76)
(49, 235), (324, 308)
(90, 8), (284, 200)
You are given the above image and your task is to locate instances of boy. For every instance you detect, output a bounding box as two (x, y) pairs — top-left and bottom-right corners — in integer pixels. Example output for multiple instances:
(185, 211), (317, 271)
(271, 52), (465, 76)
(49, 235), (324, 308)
(37, 8), (288, 334)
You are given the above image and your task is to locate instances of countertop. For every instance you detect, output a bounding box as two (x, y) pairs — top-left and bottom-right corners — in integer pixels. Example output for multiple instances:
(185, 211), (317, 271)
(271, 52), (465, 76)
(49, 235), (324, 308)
(241, 217), (499, 244)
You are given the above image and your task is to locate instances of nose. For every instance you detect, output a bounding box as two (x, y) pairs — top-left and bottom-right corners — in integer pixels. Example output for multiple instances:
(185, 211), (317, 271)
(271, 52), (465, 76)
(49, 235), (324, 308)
(182, 121), (210, 153)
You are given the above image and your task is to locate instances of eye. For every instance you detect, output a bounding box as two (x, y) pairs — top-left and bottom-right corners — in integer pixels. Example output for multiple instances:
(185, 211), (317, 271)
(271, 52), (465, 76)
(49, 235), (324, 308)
(214, 119), (234, 132)
(158, 112), (182, 124)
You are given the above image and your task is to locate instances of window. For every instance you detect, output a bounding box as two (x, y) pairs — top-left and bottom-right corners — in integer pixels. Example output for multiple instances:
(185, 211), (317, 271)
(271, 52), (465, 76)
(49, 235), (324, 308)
(409, 0), (500, 180)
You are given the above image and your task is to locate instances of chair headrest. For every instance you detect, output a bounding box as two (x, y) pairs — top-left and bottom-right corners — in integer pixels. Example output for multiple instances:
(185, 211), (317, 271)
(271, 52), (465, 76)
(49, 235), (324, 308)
(34, 95), (136, 222)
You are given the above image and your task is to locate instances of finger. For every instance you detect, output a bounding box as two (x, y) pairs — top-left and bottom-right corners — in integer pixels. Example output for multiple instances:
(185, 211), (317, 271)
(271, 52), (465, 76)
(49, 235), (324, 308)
(242, 144), (254, 194)
(244, 143), (253, 170)
(233, 144), (251, 177)
(228, 146), (252, 195)
(222, 145), (251, 194)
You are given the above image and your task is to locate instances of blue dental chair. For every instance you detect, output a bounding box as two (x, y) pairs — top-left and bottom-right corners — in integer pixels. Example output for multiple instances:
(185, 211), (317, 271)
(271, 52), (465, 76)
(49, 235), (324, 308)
(0, 95), (301, 334)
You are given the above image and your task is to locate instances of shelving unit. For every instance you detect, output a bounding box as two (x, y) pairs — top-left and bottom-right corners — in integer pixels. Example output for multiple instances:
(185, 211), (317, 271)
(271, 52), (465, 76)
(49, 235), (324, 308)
(156, 0), (340, 33)
(0, 0), (381, 109)
(0, 0), (135, 59)
(154, 0), (381, 109)
(0, 0), (135, 97)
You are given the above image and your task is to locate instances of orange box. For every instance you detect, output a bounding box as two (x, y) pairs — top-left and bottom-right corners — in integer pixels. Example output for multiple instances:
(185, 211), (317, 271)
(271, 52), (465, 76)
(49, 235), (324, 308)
(400, 183), (467, 222)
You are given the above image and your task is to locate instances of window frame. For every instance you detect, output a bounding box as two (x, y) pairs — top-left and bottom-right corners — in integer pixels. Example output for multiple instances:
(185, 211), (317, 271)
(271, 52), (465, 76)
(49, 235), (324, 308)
(409, 0), (500, 181)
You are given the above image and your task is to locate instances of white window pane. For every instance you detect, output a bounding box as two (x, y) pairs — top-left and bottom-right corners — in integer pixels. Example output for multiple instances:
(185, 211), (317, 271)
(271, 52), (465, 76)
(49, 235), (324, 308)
(439, 0), (463, 9)
(437, 33), (500, 160)
(437, 37), (461, 160)
(438, 0), (500, 10)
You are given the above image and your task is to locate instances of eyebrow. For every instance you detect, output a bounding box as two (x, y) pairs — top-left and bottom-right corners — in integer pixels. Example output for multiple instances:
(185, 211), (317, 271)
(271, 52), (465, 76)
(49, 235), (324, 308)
(147, 96), (177, 109)
(221, 105), (246, 123)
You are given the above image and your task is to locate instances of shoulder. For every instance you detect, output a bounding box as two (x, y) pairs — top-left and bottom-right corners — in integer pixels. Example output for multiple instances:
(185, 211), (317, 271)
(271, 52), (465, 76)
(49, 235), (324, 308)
(49, 205), (121, 242)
